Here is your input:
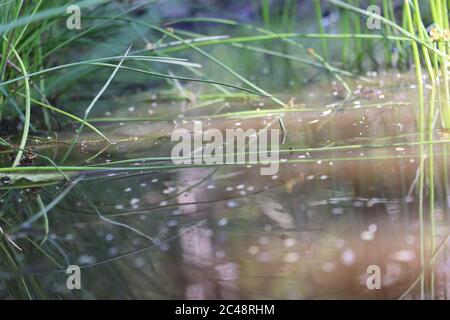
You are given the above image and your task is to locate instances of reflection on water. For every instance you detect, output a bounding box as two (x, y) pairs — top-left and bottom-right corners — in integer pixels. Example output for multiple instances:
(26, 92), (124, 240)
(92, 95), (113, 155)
(1, 73), (450, 299)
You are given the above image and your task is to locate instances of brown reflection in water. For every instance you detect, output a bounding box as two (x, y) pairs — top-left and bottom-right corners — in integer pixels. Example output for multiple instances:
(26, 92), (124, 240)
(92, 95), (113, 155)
(169, 142), (449, 299)
(177, 170), (239, 299)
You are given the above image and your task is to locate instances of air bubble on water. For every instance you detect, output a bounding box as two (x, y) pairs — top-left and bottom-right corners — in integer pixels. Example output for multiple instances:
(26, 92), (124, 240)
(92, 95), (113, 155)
(105, 233), (114, 242)
(130, 198), (140, 205)
(108, 247), (119, 256)
(167, 220), (178, 227)
(78, 255), (96, 265)
(248, 246), (259, 255)
(217, 217), (228, 226)
(283, 252), (299, 263)
(172, 209), (182, 215)
(341, 249), (355, 266)
(226, 200), (239, 208)
(368, 224), (377, 233)
(163, 186), (177, 194)
(322, 109), (332, 116)
(391, 250), (415, 262)
(283, 238), (296, 247)
(360, 230), (374, 241)
(332, 207), (344, 215)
